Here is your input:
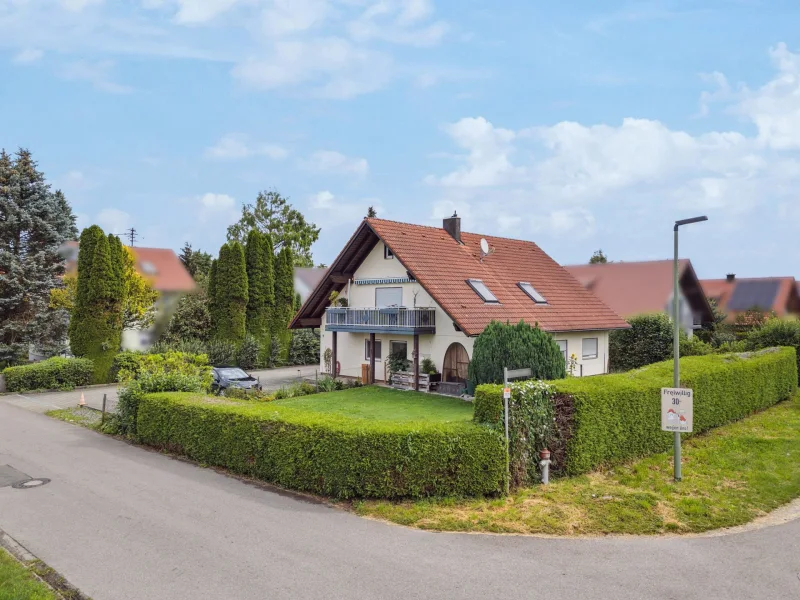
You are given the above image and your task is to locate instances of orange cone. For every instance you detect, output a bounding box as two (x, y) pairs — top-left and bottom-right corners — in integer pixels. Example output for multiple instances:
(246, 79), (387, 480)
(78, 393), (86, 407)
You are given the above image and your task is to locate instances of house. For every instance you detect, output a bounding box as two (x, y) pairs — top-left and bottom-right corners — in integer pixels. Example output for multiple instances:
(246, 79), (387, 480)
(294, 267), (328, 303)
(700, 274), (800, 321)
(61, 242), (196, 350)
(290, 215), (629, 388)
(565, 259), (714, 336)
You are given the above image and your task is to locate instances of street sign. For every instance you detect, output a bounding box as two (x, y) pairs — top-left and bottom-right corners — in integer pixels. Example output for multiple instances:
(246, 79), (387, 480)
(661, 387), (693, 433)
(503, 387), (511, 399)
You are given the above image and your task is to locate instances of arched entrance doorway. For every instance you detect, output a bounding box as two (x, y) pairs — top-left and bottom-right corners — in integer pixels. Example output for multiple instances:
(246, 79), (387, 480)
(442, 342), (470, 383)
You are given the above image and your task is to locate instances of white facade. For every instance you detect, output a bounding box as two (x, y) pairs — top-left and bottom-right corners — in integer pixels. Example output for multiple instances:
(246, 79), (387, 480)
(320, 241), (611, 380)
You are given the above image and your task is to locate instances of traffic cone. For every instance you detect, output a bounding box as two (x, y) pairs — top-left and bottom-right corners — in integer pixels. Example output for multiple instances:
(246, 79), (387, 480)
(79, 393), (86, 407)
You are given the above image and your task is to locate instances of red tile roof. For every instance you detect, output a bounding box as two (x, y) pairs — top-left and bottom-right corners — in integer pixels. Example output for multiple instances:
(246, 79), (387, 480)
(700, 276), (800, 320)
(365, 218), (628, 335)
(564, 259), (714, 322)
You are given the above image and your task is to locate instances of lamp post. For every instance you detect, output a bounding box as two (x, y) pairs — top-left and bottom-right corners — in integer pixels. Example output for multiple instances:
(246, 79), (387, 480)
(673, 215), (708, 482)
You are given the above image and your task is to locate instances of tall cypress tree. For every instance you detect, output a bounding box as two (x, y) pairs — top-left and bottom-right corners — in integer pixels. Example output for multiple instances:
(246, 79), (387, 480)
(215, 242), (248, 343)
(207, 258), (219, 336)
(0, 149), (77, 364)
(245, 230), (267, 339)
(69, 225), (104, 356)
(272, 246), (295, 363)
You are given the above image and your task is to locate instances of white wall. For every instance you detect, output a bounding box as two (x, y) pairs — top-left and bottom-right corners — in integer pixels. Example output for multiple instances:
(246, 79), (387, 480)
(320, 240), (611, 380)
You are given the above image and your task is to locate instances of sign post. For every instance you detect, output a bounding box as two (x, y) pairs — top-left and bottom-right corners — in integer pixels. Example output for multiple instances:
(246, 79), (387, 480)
(661, 387), (693, 480)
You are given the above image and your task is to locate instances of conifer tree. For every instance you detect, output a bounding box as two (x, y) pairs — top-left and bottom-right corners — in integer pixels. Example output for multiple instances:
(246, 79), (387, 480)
(0, 149), (77, 364)
(207, 258), (218, 336)
(245, 230), (267, 339)
(214, 242), (248, 343)
(272, 246), (295, 362)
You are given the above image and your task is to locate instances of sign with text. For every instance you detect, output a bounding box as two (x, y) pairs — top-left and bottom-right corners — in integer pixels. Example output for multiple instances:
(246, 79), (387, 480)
(503, 387), (511, 399)
(661, 388), (693, 433)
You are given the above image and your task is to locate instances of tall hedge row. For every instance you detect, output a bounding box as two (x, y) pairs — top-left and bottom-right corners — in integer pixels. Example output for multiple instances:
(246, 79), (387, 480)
(136, 392), (506, 498)
(474, 348), (797, 477)
(3, 357), (94, 392)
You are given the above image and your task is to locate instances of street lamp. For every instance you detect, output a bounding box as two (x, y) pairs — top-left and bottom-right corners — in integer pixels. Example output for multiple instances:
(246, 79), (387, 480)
(673, 215), (708, 482)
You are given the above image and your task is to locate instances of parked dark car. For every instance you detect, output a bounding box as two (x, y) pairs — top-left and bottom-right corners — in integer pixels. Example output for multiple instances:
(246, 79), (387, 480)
(211, 367), (262, 394)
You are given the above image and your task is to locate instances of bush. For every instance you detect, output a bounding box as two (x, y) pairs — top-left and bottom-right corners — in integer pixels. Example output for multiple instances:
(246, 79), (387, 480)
(135, 392), (506, 498)
(223, 387), (274, 402)
(3, 357), (94, 392)
(421, 357), (438, 375)
(679, 335), (714, 357)
(273, 381), (317, 400)
(237, 335), (261, 370)
(150, 338), (208, 356)
(474, 380), (556, 487)
(468, 320), (566, 388)
(552, 348), (797, 475)
(288, 330), (320, 366)
(113, 351), (210, 383)
(745, 319), (800, 383)
(609, 313), (673, 372)
(205, 339), (237, 367)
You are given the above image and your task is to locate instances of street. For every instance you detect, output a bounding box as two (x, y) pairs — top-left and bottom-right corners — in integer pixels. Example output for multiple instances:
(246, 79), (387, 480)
(0, 401), (798, 599)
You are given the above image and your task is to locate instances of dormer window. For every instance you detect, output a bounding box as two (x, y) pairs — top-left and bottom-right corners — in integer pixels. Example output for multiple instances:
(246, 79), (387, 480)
(518, 282), (547, 304)
(384, 244), (394, 259)
(466, 279), (499, 303)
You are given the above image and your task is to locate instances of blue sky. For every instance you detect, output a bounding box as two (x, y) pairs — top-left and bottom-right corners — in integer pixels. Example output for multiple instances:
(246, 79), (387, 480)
(2, 0), (800, 279)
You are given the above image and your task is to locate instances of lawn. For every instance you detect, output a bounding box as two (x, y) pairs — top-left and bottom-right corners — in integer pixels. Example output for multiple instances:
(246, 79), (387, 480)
(0, 549), (57, 600)
(354, 393), (800, 535)
(272, 386), (474, 423)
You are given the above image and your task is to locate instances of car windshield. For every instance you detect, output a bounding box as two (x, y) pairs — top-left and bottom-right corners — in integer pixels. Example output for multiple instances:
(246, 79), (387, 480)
(217, 368), (249, 379)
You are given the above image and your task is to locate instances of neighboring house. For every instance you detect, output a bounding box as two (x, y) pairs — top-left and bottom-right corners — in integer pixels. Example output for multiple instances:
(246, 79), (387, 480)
(294, 267), (328, 303)
(62, 242), (196, 351)
(700, 274), (800, 321)
(565, 259), (714, 336)
(290, 215), (629, 388)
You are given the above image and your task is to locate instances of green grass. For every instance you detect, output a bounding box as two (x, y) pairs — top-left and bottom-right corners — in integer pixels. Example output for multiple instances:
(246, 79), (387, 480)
(0, 549), (57, 600)
(354, 393), (800, 535)
(46, 407), (103, 429)
(271, 386), (473, 423)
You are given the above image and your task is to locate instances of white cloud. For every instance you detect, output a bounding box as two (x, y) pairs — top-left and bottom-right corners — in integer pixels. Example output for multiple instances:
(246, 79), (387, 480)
(198, 192), (235, 210)
(174, 0), (243, 24)
(304, 150), (369, 177)
(95, 208), (131, 234)
(60, 60), (132, 94)
(193, 192), (239, 223)
(204, 134), (288, 160)
(11, 49), (44, 65)
(309, 190), (381, 226)
(60, 0), (104, 11)
(260, 0), (330, 36)
(348, 0), (448, 47)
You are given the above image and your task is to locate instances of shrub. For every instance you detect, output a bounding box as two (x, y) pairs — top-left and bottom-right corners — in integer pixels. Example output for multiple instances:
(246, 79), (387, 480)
(273, 381), (317, 400)
(609, 313), (673, 372)
(468, 320), (566, 388)
(237, 335), (261, 370)
(205, 339), (237, 367)
(3, 357), (94, 392)
(552, 348), (797, 475)
(679, 335), (714, 357)
(421, 357), (438, 375)
(745, 319), (800, 383)
(474, 380), (556, 487)
(149, 338), (208, 356)
(387, 350), (410, 377)
(136, 392), (506, 498)
(288, 329), (320, 366)
(113, 351), (210, 383)
(317, 375), (339, 392)
(223, 387), (274, 402)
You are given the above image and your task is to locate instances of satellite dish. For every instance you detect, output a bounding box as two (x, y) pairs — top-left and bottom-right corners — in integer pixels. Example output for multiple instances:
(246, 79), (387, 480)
(480, 238), (490, 255)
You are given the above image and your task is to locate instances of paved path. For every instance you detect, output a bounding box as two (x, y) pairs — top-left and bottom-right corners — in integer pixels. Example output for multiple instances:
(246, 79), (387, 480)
(1, 365), (319, 414)
(1, 404), (799, 599)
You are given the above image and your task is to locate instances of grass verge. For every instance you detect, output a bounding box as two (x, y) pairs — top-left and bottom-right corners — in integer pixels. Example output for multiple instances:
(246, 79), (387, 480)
(46, 407), (103, 429)
(354, 393), (800, 535)
(0, 548), (58, 600)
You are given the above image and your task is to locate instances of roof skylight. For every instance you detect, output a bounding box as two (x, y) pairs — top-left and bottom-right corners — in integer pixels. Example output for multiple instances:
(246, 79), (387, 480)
(518, 282), (547, 304)
(466, 279), (499, 303)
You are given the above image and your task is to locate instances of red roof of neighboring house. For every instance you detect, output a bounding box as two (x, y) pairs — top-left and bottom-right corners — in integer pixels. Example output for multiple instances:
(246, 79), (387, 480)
(700, 276), (800, 319)
(61, 241), (195, 293)
(564, 259), (713, 324)
(292, 217), (629, 335)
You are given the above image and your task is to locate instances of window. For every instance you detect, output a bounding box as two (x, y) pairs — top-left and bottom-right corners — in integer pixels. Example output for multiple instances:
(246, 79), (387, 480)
(384, 244), (394, 259)
(390, 340), (407, 358)
(466, 279), (499, 303)
(365, 339), (382, 361)
(582, 337), (598, 360)
(375, 287), (403, 307)
(556, 340), (567, 363)
(518, 282), (547, 304)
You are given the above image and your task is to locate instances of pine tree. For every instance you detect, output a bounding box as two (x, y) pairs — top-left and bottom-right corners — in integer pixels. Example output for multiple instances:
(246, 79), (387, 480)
(245, 230), (267, 339)
(0, 149), (77, 364)
(214, 242), (248, 343)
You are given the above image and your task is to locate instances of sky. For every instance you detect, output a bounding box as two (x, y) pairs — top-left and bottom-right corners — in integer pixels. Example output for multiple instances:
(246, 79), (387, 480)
(2, 0), (800, 279)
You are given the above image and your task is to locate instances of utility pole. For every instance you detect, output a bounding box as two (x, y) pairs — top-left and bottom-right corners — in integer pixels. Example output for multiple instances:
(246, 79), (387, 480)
(125, 227), (138, 247)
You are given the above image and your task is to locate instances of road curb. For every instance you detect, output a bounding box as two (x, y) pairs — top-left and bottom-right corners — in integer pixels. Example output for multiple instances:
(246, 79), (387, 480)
(0, 527), (91, 600)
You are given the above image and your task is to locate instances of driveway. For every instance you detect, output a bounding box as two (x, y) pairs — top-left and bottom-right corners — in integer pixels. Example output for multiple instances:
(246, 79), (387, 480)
(1, 365), (319, 414)
(0, 402), (799, 600)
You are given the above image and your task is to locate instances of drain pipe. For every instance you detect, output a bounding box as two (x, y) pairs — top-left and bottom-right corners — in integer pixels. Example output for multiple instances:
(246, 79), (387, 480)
(539, 449), (551, 485)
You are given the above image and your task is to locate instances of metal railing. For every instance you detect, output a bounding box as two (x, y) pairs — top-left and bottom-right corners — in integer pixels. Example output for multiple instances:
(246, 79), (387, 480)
(326, 307), (436, 332)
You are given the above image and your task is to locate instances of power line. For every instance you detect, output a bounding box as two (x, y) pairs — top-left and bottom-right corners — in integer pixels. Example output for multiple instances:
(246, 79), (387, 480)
(125, 227), (138, 247)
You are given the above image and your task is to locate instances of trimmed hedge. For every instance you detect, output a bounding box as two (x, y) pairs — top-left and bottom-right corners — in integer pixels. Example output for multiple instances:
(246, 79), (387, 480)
(475, 348), (797, 477)
(3, 357), (94, 392)
(136, 392), (506, 498)
(555, 347), (797, 475)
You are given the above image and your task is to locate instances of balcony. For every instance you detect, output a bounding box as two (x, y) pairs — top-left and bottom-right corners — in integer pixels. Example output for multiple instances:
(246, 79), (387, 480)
(326, 307), (436, 335)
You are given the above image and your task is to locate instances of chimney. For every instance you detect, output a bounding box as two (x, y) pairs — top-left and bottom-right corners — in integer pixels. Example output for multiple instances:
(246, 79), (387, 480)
(726, 273), (736, 283)
(443, 211), (462, 244)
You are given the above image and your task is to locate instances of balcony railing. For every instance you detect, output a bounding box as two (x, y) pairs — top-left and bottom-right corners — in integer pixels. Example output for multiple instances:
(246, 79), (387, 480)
(326, 307), (436, 334)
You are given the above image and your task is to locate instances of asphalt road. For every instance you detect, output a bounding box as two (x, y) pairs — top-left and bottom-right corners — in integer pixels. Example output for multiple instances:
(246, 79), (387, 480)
(0, 402), (799, 600)
(1, 364), (319, 414)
